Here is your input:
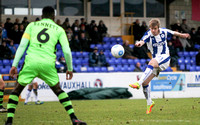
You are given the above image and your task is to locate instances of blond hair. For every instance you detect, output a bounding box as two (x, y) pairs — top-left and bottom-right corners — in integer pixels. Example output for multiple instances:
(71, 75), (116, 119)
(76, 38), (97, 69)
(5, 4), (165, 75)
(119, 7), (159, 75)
(149, 18), (161, 28)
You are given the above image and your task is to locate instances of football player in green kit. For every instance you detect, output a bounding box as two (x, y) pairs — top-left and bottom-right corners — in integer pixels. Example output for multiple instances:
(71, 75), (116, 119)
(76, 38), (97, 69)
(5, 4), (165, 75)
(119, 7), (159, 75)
(5, 6), (86, 125)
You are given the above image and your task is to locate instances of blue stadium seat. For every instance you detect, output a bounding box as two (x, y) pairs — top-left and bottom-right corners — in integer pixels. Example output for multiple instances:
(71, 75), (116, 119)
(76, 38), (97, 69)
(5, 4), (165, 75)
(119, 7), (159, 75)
(196, 66), (200, 71)
(134, 59), (140, 64)
(3, 76), (10, 81)
(190, 58), (196, 65)
(116, 37), (123, 44)
(90, 44), (96, 49)
(121, 59), (128, 65)
(101, 67), (107, 72)
(189, 51), (196, 57)
(115, 58), (122, 64)
(179, 64), (185, 71)
(97, 44), (103, 50)
(178, 58), (184, 65)
(186, 64), (191, 70)
(103, 44), (110, 50)
(0, 60), (3, 66)
(74, 66), (81, 72)
(82, 52), (89, 58)
(194, 44), (200, 50)
(3, 59), (10, 66)
(94, 67), (101, 72)
(103, 37), (110, 43)
(184, 58), (190, 65)
(82, 58), (89, 66)
(177, 51), (183, 57)
(14, 44), (19, 49)
(127, 59), (134, 65)
(75, 52), (83, 58)
(140, 59), (146, 65)
(190, 66), (196, 71)
(110, 37), (116, 44)
(128, 65), (135, 72)
(1, 68), (9, 74)
(183, 51), (189, 57)
(87, 67), (94, 72)
(71, 52), (76, 58)
(108, 58), (114, 65)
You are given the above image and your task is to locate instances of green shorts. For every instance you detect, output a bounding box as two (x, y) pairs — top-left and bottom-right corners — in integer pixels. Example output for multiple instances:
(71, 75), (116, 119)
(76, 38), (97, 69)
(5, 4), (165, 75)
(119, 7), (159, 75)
(18, 59), (59, 87)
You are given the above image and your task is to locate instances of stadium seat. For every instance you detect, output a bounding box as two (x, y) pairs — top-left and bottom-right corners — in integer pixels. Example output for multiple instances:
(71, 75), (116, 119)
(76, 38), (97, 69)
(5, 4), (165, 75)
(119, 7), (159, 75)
(90, 44), (96, 49)
(101, 67), (107, 72)
(107, 66), (114, 72)
(128, 65), (135, 72)
(96, 44), (103, 50)
(71, 52), (76, 58)
(82, 58), (89, 66)
(116, 37), (123, 44)
(3, 76), (10, 80)
(3, 59), (10, 66)
(14, 44), (19, 49)
(75, 52), (83, 58)
(178, 58), (184, 65)
(194, 44), (200, 50)
(103, 44), (110, 50)
(82, 52), (89, 58)
(94, 67), (101, 72)
(121, 59), (128, 65)
(184, 58), (190, 65)
(190, 66), (196, 71)
(103, 37), (110, 43)
(179, 64), (185, 71)
(74, 66), (81, 73)
(140, 59), (146, 65)
(186, 64), (191, 71)
(87, 67), (94, 72)
(127, 59), (134, 65)
(108, 58), (115, 65)
(183, 51), (189, 57)
(196, 66), (200, 71)
(110, 37), (116, 44)
(177, 51), (183, 57)
(189, 51), (196, 57)
(1, 68), (9, 74)
(0, 60), (3, 66)
(115, 58), (122, 64)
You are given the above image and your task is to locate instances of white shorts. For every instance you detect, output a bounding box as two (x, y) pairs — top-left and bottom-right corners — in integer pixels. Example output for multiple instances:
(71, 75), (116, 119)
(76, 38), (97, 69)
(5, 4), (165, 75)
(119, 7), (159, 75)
(152, 54), (170, 76)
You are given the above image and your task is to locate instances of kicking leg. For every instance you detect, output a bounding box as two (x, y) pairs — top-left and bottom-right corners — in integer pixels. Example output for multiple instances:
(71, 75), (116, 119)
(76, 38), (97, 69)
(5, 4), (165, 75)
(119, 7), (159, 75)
(129, 59), (158, 89)
(5, 83), (25, 124)
(50, 83), (87, 125)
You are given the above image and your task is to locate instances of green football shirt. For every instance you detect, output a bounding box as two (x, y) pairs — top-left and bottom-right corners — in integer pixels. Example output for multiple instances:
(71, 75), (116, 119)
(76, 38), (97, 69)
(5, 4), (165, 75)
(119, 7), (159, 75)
(13, 18), (73, 71)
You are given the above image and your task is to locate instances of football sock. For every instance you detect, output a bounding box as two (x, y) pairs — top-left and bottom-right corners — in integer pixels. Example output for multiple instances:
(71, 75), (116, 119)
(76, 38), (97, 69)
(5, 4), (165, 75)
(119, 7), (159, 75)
(143, 85), (152, 105)
(6, 92), (19, 123)
(33, 89), (38, 102)
(57, 91), (77, 120)
(0, 89), (4, 108)
(138, 65), (153, 85)
(25, 89), (31, 103)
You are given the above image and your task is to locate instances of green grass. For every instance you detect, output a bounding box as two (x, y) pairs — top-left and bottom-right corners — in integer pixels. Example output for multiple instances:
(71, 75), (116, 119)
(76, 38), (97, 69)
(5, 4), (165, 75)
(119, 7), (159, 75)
(1, 98), (200, 125)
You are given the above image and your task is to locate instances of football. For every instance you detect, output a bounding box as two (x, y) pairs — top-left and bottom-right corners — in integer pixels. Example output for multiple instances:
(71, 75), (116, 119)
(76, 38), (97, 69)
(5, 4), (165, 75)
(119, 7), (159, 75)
(111, 44), (125, 58)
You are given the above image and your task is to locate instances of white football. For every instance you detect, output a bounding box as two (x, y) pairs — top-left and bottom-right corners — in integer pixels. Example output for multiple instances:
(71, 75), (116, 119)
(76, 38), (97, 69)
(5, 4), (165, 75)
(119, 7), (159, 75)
(111, 44), (125, 58)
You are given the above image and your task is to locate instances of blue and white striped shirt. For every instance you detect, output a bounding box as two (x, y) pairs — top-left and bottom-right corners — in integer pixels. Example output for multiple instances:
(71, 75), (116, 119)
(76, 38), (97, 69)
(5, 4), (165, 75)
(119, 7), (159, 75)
(141, 28), (174, 58)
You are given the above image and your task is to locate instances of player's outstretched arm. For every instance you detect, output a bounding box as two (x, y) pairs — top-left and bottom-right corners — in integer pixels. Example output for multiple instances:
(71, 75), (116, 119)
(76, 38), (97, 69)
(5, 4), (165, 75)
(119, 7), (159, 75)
(174, 31), (190, 39)
(135, 40), (145, 47)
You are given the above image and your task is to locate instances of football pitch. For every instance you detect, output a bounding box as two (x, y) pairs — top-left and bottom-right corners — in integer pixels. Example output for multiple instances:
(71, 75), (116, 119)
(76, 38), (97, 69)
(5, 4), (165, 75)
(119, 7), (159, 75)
(1, 98), (200, 125)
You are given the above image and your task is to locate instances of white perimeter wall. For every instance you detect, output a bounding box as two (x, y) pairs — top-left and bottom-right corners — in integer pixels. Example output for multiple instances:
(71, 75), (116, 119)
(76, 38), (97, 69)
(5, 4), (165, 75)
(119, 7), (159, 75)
(21, 72), (200, 102)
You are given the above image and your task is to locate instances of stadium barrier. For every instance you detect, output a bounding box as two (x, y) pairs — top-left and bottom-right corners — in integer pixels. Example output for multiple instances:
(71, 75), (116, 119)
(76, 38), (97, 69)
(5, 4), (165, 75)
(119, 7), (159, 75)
(20, 72), (200, 102)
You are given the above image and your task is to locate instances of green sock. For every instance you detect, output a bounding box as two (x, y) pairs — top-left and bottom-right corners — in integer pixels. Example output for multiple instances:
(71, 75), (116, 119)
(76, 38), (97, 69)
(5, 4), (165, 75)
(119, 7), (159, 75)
(6, 93), (19, 123)
(58, 92), (77, 120)
(0, 89), (4, 108)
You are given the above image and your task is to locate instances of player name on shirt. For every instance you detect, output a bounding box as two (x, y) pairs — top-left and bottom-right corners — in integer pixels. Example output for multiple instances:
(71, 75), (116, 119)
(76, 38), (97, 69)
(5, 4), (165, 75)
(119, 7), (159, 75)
(34, 22), (59, 30)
